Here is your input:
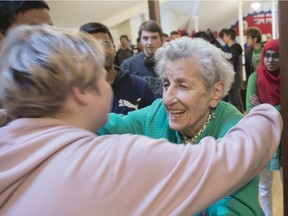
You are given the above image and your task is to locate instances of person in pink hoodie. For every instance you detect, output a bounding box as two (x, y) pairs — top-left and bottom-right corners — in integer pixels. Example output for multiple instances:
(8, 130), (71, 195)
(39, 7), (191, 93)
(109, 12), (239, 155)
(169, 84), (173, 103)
(0, 25), (282, 216)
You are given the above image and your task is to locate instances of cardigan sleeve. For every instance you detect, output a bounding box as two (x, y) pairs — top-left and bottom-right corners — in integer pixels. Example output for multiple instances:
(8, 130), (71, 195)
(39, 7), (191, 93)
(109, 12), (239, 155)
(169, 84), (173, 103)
(246, 72), (258, 112)
(98, 99), (163, 136)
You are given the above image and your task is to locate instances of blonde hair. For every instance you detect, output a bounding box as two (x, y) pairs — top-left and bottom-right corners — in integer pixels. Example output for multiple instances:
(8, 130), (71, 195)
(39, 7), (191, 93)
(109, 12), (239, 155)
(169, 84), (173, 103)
(0, 25), (105, 118)
(154, 37), (234, 97)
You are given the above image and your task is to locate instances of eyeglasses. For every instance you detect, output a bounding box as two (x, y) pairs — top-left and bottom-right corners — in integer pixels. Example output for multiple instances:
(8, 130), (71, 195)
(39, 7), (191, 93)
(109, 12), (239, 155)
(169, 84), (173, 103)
(264, 52), (280, 60)
(99, 40), (113, 49)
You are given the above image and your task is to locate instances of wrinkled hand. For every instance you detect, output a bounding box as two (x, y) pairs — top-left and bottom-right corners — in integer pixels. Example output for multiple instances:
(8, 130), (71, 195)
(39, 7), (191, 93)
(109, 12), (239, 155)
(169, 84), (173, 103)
(0, 109), (12, 126)
(250, 94), (260, 106)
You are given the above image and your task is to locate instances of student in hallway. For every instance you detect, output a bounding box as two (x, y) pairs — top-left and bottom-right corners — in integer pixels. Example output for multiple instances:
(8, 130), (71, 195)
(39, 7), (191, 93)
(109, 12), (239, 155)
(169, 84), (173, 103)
(245, 26), (263, 83)
(246, 39), (282, 216)
(114, 35), (134, 66)
(121, 20), (163, 98)
(222, 28), (244, 113)
(0, 0), (52, 109)
(80, 22), (155, 114)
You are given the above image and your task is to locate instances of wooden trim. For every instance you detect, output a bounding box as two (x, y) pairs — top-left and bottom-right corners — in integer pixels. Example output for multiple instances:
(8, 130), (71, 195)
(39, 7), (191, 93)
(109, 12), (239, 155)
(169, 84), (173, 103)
(148, 0), (161, 25)
(278, 1), (288, 215)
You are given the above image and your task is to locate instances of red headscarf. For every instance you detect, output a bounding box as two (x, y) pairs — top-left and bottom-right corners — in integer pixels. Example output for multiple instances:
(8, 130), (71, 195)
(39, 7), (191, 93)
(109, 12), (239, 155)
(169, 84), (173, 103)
(257, 39), (280, 105)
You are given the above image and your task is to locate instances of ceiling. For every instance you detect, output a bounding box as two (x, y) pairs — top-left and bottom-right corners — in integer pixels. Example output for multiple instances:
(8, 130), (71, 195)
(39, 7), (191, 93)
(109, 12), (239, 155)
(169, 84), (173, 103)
(47, 0), (275, 32)
(47, 1), (146, 29)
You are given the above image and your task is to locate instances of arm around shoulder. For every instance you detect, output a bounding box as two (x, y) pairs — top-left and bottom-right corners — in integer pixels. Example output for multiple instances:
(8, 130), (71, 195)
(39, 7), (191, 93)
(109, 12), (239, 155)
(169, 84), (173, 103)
(94, 103), (282, 215)
(184, 103), (282, 211)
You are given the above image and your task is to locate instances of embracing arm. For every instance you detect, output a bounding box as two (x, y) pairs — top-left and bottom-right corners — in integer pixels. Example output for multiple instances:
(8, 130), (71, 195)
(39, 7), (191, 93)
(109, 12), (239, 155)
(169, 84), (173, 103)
(184, 104), (281, 212)
(175, 104), (281, 213)
(0, 104), (282, 214)
(117, 103), (282, 215)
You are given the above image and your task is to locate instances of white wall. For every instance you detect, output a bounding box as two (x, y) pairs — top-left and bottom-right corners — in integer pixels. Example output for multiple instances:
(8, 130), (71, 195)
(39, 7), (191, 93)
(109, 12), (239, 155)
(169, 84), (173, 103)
(104, 2), (148, 48)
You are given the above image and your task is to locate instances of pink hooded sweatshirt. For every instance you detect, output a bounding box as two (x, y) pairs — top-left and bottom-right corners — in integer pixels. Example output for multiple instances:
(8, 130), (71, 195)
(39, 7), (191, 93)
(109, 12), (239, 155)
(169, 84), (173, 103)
(0, 104), (282, 216)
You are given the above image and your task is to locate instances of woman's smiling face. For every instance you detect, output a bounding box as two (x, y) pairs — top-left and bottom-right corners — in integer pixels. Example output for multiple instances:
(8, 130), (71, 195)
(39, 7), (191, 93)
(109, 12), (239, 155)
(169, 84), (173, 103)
(162, 59), (216, 138)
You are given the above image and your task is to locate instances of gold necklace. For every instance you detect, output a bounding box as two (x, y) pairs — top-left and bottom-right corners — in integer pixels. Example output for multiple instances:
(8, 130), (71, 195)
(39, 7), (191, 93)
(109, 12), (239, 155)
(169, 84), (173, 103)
(183, 109), (215, 144)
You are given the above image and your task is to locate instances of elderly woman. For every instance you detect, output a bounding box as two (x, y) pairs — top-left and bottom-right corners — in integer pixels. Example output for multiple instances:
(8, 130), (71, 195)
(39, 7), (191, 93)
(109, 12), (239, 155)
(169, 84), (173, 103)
(0, 25), (282, 215)
(99, 37), (263, 215)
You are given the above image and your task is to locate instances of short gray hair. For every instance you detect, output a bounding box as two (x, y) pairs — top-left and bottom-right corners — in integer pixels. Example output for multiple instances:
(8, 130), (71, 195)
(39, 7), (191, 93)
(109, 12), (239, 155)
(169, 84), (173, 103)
(0, 25), (105, 118)
(154, 37), (234, 97)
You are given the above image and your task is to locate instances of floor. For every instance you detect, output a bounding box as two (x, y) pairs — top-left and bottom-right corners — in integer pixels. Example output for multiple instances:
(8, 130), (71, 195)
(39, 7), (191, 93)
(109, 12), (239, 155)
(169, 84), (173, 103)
(272, 171), (283, 216)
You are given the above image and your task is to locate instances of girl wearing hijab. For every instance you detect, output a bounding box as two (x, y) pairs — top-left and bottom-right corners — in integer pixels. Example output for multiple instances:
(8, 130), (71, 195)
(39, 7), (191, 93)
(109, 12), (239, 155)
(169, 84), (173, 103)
(246, 39), (281, 216)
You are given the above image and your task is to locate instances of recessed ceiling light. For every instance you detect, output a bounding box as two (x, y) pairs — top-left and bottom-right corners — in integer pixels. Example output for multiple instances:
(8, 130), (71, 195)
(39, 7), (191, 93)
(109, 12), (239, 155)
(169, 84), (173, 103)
(251, 2), (261, 11)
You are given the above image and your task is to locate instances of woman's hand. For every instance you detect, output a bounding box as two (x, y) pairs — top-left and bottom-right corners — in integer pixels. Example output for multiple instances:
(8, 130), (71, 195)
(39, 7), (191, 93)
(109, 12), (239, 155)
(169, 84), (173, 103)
(250, 94), (261, 106)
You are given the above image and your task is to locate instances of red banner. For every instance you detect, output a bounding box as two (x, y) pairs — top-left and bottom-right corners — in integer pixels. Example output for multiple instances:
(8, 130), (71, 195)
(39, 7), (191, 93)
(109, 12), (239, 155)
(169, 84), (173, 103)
(232, 11), (272, 35)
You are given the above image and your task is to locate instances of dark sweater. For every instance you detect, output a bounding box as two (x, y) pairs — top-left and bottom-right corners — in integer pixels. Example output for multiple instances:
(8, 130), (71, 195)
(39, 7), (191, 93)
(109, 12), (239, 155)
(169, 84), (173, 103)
(228, 43), (243, 89)
(114, 48), (134, 66)
(111, 66), (155, 114)
(121, 52), (163, 98)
